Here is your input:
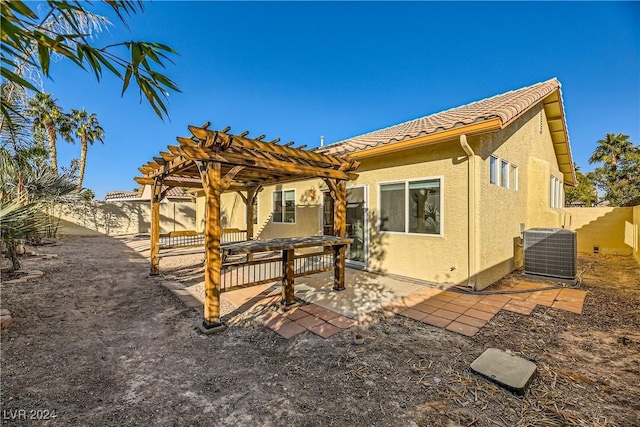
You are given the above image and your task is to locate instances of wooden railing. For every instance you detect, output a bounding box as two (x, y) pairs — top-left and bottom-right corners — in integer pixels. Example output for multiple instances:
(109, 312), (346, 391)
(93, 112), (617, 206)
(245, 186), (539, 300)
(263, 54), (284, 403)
(220, 249), (335, 292)
(159, 229), (247, 249)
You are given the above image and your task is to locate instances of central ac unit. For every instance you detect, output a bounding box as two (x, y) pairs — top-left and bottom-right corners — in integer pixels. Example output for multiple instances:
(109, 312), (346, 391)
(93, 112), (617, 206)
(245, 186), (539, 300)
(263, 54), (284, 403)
(523, 228), (577, 282)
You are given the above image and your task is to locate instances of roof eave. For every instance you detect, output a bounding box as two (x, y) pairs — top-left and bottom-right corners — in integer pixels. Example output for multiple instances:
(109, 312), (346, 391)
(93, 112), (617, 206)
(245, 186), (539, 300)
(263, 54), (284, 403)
(542, 90), (577, 186)
(348, 118), (503, 160)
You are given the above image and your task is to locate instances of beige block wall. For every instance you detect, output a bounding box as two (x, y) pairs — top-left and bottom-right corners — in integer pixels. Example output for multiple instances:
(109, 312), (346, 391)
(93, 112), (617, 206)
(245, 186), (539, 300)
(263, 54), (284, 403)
(565, 207), (634, 255)
(472, 106), (565, 288)
(56, 200), (196, 236)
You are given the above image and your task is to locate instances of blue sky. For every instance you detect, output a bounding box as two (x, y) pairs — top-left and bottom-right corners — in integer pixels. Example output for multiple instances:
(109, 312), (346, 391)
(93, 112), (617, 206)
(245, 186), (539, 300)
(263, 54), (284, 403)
(43, 1), (639, 199)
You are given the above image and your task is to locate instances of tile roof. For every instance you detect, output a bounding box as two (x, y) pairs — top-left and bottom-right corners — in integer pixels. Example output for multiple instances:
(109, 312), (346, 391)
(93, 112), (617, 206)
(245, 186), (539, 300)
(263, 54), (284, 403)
(104, 186), (191, 201)
(104, 190), (139, 201)
(163, 186), (191, 198)
(320, 78), (562, 156)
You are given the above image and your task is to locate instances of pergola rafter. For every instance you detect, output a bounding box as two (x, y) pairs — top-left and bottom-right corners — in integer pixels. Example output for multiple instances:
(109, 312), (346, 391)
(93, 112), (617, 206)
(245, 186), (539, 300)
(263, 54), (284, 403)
(136, 123), (359, 333)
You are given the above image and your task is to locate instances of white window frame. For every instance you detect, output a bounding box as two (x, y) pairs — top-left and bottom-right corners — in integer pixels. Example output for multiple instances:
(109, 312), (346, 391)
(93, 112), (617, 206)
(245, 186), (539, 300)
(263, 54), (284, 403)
(272, 189), (296, 224)
(501, 160), (509, 188)
(557, 178), (563, 208)
(377, 176), (444, 238)
(511, 165), (519, 191)
(550, 176), (563, 208)
(490, 156), (499, 185)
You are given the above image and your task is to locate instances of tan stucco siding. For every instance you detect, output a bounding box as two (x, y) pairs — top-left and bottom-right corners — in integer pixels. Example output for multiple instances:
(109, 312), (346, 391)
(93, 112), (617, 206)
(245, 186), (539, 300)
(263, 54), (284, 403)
(199, 181), (324, 240)
(196, 192), (245, 232)
(353, 142), (470, 285)
(257, 182), (322, 241)
(565, 207), (634, 255)
(472, 106), (565, 288)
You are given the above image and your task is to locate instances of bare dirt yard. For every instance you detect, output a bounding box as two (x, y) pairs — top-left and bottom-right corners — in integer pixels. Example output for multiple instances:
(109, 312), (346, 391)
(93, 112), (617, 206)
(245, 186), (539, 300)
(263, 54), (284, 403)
(1, 236), (639, 426)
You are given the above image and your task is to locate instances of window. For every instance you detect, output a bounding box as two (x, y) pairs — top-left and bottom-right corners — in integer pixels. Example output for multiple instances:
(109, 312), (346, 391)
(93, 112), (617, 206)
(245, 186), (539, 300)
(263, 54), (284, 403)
(409, 180), (441, 234)
(380, 178), (442, 235)
(273, 190), (295, 223)
(490, 156), (499, 185)
(557, 178), (563, 208)
(491, 156), (517, 191)
(501, 160), (509, 188)
(550, 176), (563, 208)
(511, 165), (518, 191)
(380, 183), (405, 232)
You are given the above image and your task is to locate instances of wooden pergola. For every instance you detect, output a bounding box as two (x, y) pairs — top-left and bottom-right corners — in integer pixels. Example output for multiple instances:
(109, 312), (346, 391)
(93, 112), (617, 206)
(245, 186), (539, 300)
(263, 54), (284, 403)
(135, 123), (360, 332)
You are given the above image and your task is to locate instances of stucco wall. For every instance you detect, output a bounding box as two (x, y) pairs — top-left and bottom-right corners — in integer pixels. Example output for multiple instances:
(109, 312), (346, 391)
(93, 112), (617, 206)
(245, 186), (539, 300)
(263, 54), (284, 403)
(197, 181), (323, 240)
(349, 142), (469, 285)
(55, 200), (196, 236)
(565, 207), (634, 255)
(472, 106), (565, 288)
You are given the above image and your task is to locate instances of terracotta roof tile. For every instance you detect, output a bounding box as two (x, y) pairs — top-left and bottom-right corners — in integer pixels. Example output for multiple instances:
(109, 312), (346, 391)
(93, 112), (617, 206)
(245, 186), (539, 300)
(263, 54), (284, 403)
(104, 186), (191, 201)
(104, 191), (138, 201)
(320, 78), (562, 155)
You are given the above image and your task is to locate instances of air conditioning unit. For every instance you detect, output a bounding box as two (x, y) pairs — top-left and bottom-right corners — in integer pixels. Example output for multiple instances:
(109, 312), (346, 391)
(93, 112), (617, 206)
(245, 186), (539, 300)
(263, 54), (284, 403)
(523, 228), (577, 282)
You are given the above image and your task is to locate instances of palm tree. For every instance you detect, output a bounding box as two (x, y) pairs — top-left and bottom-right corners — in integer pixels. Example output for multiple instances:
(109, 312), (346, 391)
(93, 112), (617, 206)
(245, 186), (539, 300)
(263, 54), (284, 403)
(69, 109), (105, 189)
(589, 133), (634, 171)
(26, 93), (69, 176)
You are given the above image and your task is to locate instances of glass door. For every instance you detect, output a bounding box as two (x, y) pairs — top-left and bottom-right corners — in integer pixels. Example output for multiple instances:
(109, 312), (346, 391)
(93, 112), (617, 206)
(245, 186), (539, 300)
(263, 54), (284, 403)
(323, 187), (368, 265)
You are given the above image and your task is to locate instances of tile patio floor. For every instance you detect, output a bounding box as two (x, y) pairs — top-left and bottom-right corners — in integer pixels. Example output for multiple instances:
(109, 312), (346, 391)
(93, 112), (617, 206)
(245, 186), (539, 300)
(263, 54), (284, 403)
(384, 284), (587, 337)
(162, 271), (587, 340)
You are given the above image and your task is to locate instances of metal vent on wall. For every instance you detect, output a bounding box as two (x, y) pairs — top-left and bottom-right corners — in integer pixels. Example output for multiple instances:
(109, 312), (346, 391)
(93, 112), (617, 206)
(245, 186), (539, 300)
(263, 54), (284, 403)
(523, 228), (577, 281)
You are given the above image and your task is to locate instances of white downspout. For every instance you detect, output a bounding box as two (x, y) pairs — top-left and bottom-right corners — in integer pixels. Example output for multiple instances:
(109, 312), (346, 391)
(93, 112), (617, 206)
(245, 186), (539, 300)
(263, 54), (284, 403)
(460, 135), (477, 289)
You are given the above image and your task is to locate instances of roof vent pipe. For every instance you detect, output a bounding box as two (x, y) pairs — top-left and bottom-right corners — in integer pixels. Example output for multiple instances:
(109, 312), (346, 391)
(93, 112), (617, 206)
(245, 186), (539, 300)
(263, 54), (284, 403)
(320, 135), (324, 147)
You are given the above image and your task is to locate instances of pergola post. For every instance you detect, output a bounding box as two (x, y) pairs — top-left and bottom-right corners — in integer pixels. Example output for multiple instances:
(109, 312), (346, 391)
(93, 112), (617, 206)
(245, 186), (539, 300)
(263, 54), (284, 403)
(199, 161), (226, 333)
(282, 248), (296, 305)
(149, 179), (163, 276)
(246, 187), (255, 240)
(332, 179), (347, 291)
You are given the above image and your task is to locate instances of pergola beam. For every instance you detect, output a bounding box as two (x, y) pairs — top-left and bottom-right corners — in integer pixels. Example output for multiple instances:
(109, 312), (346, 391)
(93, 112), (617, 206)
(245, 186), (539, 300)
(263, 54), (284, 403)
(188, 125), (346, 166)
(134, 177), (203, 189)
(179, 144), (353, 180)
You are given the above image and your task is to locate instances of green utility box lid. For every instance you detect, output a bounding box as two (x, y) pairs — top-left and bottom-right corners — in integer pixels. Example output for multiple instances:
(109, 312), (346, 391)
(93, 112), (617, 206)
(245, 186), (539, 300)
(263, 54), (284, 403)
(470, 348), (537, 393)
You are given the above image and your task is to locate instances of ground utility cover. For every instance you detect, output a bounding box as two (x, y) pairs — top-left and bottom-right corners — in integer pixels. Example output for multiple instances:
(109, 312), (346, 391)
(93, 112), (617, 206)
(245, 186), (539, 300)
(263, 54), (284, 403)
(471, 348), (537, 393)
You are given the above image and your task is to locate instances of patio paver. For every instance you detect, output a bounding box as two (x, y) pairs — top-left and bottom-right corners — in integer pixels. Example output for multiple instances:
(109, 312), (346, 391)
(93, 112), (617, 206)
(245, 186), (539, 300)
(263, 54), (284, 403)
(446, 321), (480, 337)
(455, 314), (488, 328)
(464, 308), (496, 321)
(273, 321), (307, 339)
(283, 308), (311, 321)
(296, 314), (327, 330)
(328, 315), (358, 329)
(402, 308), (429, 321)
(308, 322), (342, 338)
(423, 314), (453, 328)
(395, 284), (588, 337)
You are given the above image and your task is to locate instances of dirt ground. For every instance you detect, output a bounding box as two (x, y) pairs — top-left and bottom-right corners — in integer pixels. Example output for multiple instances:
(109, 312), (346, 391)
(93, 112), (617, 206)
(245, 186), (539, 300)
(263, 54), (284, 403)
(1, 236), (639, 426)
